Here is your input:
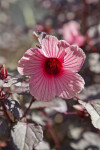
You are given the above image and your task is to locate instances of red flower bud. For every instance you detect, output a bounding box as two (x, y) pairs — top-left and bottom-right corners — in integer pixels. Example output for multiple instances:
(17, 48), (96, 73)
(0, 88), (10, 100)
(0, 89), (6, 99)
(0, 65), (7, 80)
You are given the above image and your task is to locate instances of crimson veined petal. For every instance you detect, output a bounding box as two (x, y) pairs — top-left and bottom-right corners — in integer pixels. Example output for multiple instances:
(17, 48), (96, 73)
(63, 45), (86, 72)
(42, 35), (59, 57)
(57, 40), (70, 60)
(29, 73), (55, 101)
(54, 70), (85, 99)
(18, 48), (46, 75)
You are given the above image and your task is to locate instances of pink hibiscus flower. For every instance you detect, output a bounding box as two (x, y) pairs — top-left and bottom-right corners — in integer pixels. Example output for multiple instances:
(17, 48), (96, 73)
(62, 21), (85, 47)
(18, 35), (85, 101)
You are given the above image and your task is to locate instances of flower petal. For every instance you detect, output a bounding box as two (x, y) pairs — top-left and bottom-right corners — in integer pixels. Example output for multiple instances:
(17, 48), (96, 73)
(63, 45), (86, 72)
(17, 48), (46, 75)
(30, 73), (55, 101)
(74, 34), (85, 47)
(57, 40), (69, 60)
(42, 35), (59, 57)
(62, 21), (85, 46)
(54, 70), (85, 99)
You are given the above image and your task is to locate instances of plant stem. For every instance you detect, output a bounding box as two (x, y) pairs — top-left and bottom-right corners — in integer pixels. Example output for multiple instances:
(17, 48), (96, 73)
(22, 97), (35, 118)
(64, 111), (77, 115)
(0, 100), (13, 123)
(74, 95), (80, 101)
(47, 122), (61, 150)
(74, 95), (86, 101)
(42, 111), (61, 150)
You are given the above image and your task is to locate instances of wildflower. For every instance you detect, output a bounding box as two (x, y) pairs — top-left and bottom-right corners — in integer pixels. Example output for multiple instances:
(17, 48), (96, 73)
(62, 21), (85, 47)
(18, 35), (85, 101)
(0, 65), (7, 80)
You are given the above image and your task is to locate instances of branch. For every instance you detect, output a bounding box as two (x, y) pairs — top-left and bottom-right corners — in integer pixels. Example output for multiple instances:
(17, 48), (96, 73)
(22, 97), (36, 118)
(47, 122), (61, 150)
(42, 111), (61, 150)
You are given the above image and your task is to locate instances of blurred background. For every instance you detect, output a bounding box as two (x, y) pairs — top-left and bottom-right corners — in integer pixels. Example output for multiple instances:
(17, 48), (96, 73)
(0, 0), (100, 150)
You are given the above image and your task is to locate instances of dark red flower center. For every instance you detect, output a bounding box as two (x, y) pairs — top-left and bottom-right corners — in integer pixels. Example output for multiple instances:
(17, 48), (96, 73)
(44, 58), (62, 75)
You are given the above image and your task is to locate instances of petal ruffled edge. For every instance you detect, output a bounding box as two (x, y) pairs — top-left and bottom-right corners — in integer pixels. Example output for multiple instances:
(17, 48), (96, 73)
(57, 40), (70, 60)
(63, 45), (86, 72)
(54, 70), (85, 99)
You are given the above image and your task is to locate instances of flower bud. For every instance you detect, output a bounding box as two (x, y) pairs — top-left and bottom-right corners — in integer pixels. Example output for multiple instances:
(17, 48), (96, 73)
(0, 65), (7, 80)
